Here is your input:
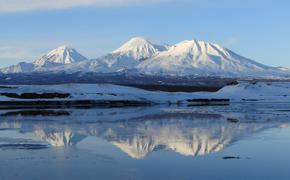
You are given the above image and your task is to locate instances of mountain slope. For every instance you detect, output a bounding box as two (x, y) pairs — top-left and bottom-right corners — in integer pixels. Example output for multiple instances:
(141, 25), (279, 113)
(0, 45), (88, 73)
(33, 45), (87, 67)
(0, 62), (35, 74)
(51, 37), (169, 73)
(0, 38), (288, 78)
(94, 37), (168, 72)
(137, 40), (283, 77)
(112, 37), (168, 61)
(54, 38), (287, 78)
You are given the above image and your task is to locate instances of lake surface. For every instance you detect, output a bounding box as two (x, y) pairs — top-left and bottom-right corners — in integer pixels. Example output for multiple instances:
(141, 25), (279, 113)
(0, 103), (290, 180)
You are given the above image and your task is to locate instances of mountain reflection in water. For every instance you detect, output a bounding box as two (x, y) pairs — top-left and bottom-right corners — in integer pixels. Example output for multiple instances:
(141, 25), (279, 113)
(0, 103), (290, 159)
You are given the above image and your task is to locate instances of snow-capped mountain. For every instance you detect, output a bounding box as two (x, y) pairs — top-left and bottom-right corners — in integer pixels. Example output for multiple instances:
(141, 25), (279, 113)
(112, 37), (168, 61)
(137, 40), (283, 77)
(0, 37), (289, 78)
(47, 38), (289, 78)
(33, 45), (87, 67)
(50, 37), (168, 73)
(0, 62), (35, 74)
(97, 37), (168, 72)
(0, 45), (88, 73)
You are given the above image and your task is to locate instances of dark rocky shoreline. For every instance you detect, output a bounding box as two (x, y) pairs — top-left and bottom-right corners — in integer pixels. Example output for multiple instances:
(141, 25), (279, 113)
(0, 100), (154, 109)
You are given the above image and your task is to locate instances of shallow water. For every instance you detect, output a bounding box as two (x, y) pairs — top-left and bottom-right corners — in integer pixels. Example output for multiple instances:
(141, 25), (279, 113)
(0, 103), (290, 180)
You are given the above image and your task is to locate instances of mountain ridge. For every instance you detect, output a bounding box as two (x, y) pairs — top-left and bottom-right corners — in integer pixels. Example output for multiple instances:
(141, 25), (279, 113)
(0, 45), (88, 74)
(137, 39), (281, 77)
(33, 45), (87, 66)
(0, 37), (288, 78)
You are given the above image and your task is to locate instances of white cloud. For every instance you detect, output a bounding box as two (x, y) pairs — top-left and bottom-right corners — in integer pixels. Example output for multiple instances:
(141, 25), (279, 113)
(0, 0), (174, 12)
(0, 46), (35, 60)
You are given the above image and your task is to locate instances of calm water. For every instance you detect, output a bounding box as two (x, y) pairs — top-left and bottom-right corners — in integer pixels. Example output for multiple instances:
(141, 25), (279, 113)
(0, 103), (290, 180)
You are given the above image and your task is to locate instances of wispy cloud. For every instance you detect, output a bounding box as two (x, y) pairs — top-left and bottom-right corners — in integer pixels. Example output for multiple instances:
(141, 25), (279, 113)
(0, 46), (35, 60)
(0, 0), (175, 13)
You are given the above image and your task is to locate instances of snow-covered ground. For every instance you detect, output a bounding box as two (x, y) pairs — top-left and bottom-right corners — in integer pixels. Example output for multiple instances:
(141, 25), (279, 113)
(1, 81), (290, 103)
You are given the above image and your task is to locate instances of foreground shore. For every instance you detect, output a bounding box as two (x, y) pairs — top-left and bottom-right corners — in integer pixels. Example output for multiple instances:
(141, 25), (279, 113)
(0, 81), (290, 109)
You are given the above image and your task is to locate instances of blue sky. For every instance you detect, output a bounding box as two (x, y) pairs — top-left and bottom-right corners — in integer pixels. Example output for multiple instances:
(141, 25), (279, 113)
(0, 0), (289, 68)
